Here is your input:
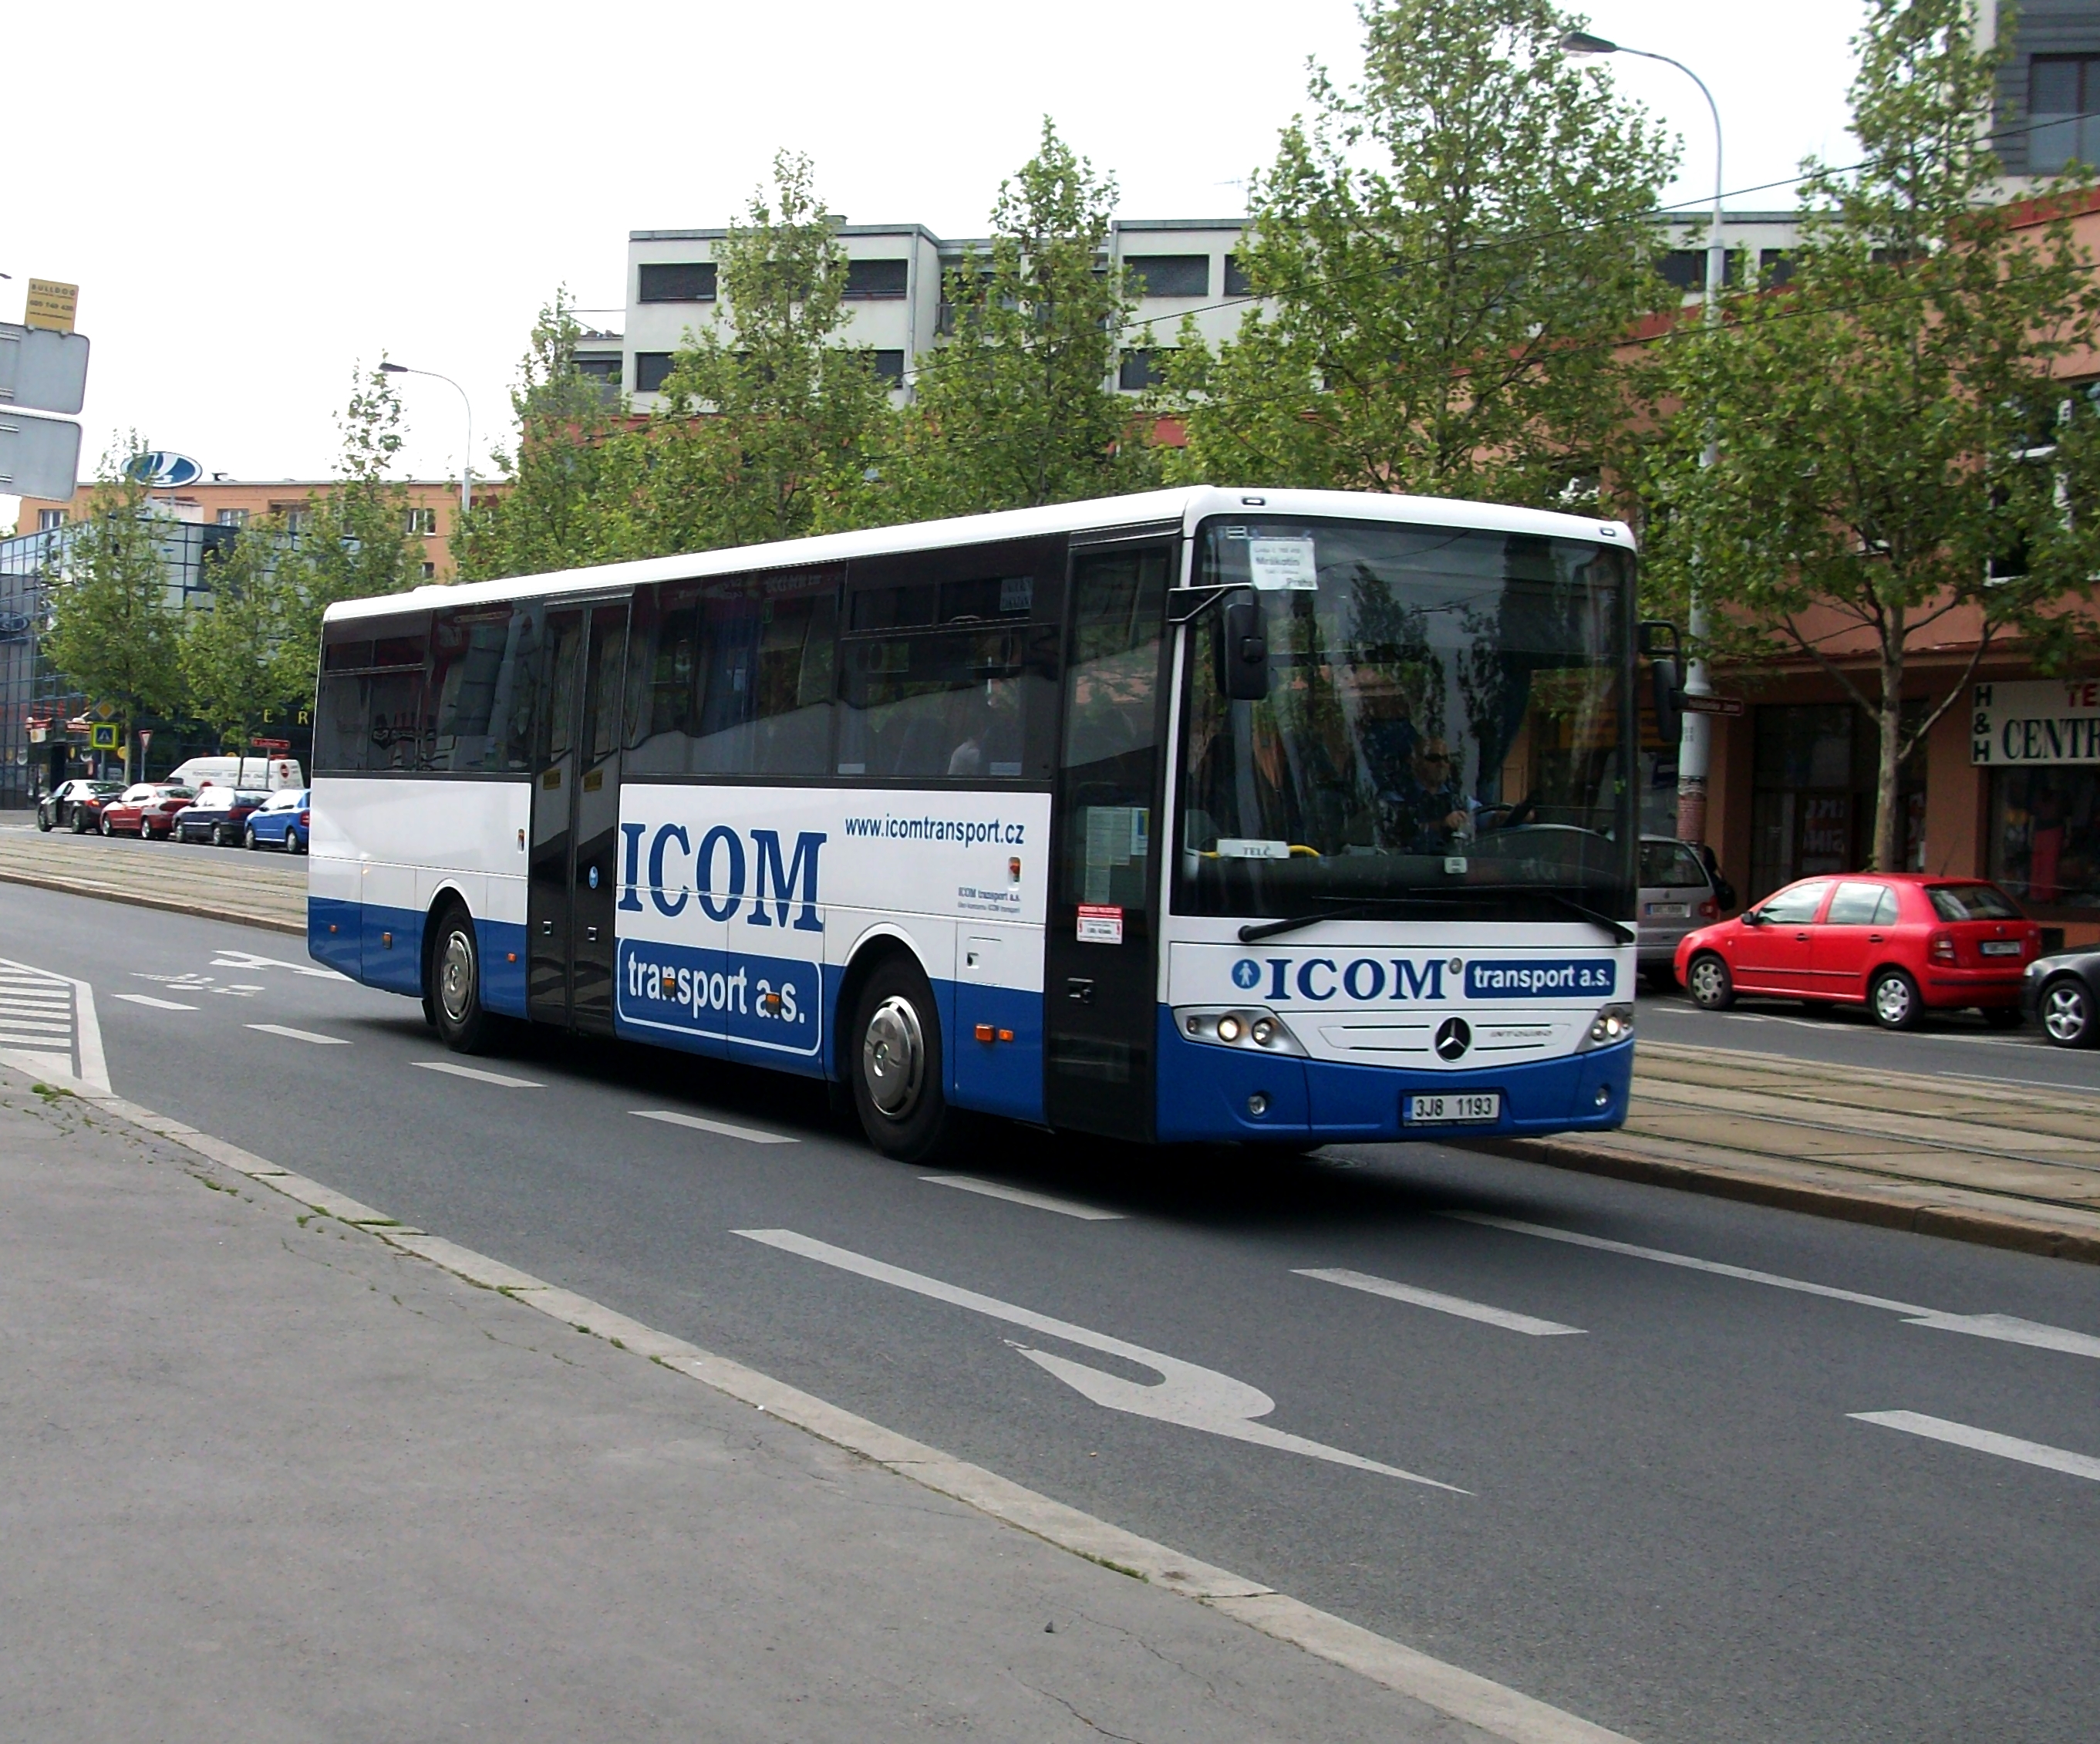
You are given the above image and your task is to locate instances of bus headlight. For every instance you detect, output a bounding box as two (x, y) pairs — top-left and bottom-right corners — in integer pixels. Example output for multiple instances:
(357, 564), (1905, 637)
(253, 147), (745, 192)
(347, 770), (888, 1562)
(1178, 1007), (1307, 1056)
(1579, 1003), (1635, 1051)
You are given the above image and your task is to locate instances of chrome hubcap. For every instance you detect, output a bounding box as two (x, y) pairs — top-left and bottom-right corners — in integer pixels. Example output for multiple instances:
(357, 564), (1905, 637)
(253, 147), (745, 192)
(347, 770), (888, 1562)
(862, 995), (924, 1118)
(2044, 984), (2088, 1043)
(1875, 977), (1911, 1024)
(439, 929), (476, 1024)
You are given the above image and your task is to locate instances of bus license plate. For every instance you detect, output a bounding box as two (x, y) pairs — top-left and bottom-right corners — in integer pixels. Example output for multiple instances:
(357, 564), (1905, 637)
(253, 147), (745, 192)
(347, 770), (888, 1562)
(1404, 1092), (1500, 1126)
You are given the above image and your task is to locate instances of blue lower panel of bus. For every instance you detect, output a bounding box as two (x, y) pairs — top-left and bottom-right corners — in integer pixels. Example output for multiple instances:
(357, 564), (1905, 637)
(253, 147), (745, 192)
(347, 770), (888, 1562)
(360, 904), (424, 996)
(475, 918), (529, 1017)
(309, 898), (362, 979)
(1153, 1010), (1633, 1144)
(308, 898), (528, 1017)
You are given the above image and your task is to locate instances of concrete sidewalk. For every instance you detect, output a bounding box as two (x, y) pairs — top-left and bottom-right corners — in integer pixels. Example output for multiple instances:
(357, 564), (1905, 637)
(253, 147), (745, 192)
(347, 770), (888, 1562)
(0, 1074), (1510, 1744)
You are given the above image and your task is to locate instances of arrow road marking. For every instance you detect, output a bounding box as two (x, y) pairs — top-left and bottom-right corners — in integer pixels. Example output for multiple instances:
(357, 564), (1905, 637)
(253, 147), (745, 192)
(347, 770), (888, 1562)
(1453, 1213), (2100, 1361)
(1850, 1411), (2100, 1484)
(920, 1174), (1124, 1220)
(735, 1228), (1465, 1491)
(209, 950), (349, 981)
(1296, 1269), (1586, 1336)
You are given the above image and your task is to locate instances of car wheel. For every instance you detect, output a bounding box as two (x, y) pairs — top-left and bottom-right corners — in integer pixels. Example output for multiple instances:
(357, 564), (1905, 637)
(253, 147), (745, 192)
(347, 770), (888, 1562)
(37, 809), (51, 831)
(100, 812), (113, 836)
(244, 823), (258, 849)
(1981, 1005), (2024, 1031)
(1869, 968), (1922, 1031)
(2039, 976), (2095, 1049)
(849, 955), (963, 1162)
(1686, 952), (1734, 1010)
(69, 808), (87, 833)
(430, 906), (493, 1054)
(287, 826), (304, 855)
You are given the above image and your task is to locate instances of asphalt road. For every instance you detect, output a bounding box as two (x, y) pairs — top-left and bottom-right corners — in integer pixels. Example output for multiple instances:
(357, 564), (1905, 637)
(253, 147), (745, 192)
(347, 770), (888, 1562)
(7, 874), (2098, 1744)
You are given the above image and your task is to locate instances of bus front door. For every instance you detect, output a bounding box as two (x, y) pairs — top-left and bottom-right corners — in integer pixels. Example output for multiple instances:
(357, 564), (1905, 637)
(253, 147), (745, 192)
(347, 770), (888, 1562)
(527, 599), (628, 1033)
(1043, 537), (1174, 1142)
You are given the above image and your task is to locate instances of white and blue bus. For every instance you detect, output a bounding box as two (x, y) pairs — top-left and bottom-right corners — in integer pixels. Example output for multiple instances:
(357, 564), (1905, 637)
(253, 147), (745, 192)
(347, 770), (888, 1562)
(309, 486), (1647, 1159)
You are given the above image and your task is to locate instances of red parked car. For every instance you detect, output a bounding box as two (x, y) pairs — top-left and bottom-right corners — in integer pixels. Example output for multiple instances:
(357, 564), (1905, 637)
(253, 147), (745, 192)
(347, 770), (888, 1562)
(1674, 873), (2041, 1031)
(98, 783), (197, 840)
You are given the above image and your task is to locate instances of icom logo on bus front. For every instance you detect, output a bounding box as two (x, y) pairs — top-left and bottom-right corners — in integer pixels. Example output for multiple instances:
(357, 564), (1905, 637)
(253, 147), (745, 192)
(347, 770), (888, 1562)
(1225, 954), (1613, 1002)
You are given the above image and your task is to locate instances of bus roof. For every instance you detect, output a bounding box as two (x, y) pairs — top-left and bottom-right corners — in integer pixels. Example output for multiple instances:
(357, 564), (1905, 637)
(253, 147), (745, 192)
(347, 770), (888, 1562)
(323, 485), (1634, 625)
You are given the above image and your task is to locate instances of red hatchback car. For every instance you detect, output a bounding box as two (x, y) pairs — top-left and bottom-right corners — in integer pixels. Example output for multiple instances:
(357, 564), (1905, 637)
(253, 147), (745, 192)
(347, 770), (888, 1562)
(98, 782), (197, 840)
(1673, 873), (2041, 1030)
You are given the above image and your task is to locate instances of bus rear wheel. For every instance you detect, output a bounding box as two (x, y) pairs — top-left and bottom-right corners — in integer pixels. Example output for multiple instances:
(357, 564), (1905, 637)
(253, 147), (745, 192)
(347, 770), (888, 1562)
(849, 956), (961, 1163)
(430, 906), (492, 1054)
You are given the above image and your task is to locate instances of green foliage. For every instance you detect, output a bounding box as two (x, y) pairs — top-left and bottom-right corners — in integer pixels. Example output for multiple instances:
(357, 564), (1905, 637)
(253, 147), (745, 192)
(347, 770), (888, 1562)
(868, 120), (1159, 520)
(41, 455), (186, 760)
(652, 152), (893, 548)
(177, 519), (295, 747)
(1641, 0), (2100, 868)
(1165, 0), (1675, 504)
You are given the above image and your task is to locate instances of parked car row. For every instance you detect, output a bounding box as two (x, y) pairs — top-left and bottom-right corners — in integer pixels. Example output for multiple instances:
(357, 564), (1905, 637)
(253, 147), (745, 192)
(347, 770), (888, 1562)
(36, 779), (310, 853)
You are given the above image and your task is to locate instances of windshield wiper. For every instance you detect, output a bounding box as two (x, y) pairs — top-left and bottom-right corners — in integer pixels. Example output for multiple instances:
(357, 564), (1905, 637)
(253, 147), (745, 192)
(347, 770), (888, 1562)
(1235, 888), (1634, 946)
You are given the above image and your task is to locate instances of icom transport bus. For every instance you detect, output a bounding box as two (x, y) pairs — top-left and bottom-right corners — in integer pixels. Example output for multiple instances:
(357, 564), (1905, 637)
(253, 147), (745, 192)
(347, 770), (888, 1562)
(308, 487), (1648, 1160)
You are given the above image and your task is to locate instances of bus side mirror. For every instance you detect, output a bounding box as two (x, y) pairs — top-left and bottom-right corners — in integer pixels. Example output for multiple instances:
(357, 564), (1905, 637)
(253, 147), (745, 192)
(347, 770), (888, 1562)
(1640, 619), (1686, 744)
(1222, 599), (1270, 701)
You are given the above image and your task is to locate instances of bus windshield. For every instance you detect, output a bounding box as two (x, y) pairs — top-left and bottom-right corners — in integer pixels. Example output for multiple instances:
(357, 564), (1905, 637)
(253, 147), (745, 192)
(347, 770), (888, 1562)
(1175, 516), (1634, 923)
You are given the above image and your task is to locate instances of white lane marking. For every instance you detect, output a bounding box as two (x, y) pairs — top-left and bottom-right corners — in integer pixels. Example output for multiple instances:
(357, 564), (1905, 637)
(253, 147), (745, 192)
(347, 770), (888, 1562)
(115, 993), (197, 1012)
(631, 1108), (797, 1145)
(1850, 1411), (2100, 1483)
(412, 1060), (542, 1088)
(209, 949), (348, 981)
(920, 1173), (1124, 1220)
(1296, 1269), (1586, 1336)
(1454, 1213), (2100, 1360)
(246, 1023), (350, 1046)
(736, 1228), (1465, 1491)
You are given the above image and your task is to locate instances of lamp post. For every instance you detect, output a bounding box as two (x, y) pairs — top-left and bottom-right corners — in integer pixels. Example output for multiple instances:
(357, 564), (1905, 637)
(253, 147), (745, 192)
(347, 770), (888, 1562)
(1562, 30), (1724, 846)
(377, 361), (474, 525)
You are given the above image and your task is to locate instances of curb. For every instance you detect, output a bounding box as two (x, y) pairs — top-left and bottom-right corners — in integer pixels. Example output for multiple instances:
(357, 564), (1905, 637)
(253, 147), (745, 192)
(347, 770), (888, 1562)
(1468, 1133), (2100, 1267)
(0, 865), (304, 937)
(0, 1058), (1637, 1744)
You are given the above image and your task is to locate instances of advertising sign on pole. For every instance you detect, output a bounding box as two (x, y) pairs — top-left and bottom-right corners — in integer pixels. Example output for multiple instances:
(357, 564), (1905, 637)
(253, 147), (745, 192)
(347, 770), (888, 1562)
(0, 411), (82, 498)
(24, 280), (78, 334)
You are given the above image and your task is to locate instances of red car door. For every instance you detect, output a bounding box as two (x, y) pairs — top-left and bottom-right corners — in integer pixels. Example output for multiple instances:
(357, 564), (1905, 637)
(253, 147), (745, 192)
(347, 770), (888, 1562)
(1807, 879), (1896, 1002)
(1733, 879), (1832, 994)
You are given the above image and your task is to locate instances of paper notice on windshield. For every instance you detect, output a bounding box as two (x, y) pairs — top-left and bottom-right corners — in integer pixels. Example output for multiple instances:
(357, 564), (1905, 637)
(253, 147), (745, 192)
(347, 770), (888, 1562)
(1077, 904), (1124, 944)
(1247, 537), (1317, 590)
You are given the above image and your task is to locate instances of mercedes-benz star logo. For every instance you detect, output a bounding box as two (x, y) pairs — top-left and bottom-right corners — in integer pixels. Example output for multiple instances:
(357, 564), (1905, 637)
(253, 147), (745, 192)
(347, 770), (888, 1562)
(1434, 1017), (1472, 1061)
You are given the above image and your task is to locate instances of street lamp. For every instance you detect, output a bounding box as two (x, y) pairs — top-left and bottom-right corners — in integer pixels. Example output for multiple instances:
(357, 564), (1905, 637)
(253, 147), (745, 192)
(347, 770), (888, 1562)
(1562, 29), (1724, 846)
(377, 360), (474, 524)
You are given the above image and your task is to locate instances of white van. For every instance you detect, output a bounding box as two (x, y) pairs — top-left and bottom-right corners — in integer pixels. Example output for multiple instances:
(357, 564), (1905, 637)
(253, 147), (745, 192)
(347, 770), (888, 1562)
(167, 754), (305, 791)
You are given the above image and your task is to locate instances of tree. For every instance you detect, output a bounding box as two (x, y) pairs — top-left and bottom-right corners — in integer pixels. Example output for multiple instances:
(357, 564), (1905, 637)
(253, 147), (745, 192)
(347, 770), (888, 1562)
(177, 516), (301, 756)
(1641, 0), (2100, 870)
(650, 153), (892, 550)
(273, 362), (420, 693)
(1165, 0), (1676, 505)
(41, 457), (186, 775)
(869, 120), (1158, 520)
(455, 290), (660, 582)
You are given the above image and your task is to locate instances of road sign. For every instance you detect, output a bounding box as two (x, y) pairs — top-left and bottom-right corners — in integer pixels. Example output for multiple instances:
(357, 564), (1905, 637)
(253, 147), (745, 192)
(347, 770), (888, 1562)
(0, 323), (89, 415)
(25, 280), (78, 335)
(1682, 694), (1744, 717)
(251, 737), (292, 751)
(124, 450), (201, 488)
(0, 411), (81, 498)
(89, 723), (119, 750)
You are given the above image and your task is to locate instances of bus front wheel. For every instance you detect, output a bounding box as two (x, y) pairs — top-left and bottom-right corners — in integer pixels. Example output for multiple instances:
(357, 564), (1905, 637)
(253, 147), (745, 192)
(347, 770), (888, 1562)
(850, 956), (961, 1162)
(430, 907), (492, 1054)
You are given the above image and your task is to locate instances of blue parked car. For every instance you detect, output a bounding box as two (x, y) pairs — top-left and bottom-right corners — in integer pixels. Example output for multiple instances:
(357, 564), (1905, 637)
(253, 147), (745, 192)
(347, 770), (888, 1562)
(244, 787), (310, 853)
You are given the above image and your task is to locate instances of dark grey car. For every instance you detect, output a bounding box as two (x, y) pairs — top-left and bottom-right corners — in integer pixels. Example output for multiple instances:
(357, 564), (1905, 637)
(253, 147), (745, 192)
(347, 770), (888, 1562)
(2023, 948), (2100, 1047)
(1638, 836), (1731, 988)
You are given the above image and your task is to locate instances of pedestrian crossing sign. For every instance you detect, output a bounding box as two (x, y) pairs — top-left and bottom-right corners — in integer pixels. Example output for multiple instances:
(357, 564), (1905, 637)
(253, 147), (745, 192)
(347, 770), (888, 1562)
(89, 723), (119, 750)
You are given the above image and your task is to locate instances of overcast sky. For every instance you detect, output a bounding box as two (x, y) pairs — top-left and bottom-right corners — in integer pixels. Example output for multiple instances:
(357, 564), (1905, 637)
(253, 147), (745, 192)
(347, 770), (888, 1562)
(8, 1), (1866, 504)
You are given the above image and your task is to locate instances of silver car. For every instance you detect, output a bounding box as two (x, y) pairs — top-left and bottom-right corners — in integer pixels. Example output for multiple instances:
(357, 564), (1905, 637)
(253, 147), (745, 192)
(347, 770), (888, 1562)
(1638, 836), (1729, 988)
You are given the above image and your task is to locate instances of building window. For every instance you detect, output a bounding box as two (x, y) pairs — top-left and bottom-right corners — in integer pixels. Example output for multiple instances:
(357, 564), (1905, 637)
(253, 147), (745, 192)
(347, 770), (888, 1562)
(1660, 248), (1746, 292)
(638, 261), (716, 302)
(405, 508), (439, 536)
(576, 355), (622, 386)
(868, 350), (905, 386)
(1759, 248), (1794, 288)
(272, 504), (307, 535)
(214, 508), (248, 528)
(1124, 255), (1209, 299)
(635, 352), (678, 394)
(1223, 255), (1254, 297)
(2031, 56), (2100, 174)
(35, 509), (63, 531)
(1990, 764), (2100, 910)
(1749, 703), (1925, 899)
(844, 259), (909, 299)
(1117, 349), (1171, 390)
(422, 562), (437, 581)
